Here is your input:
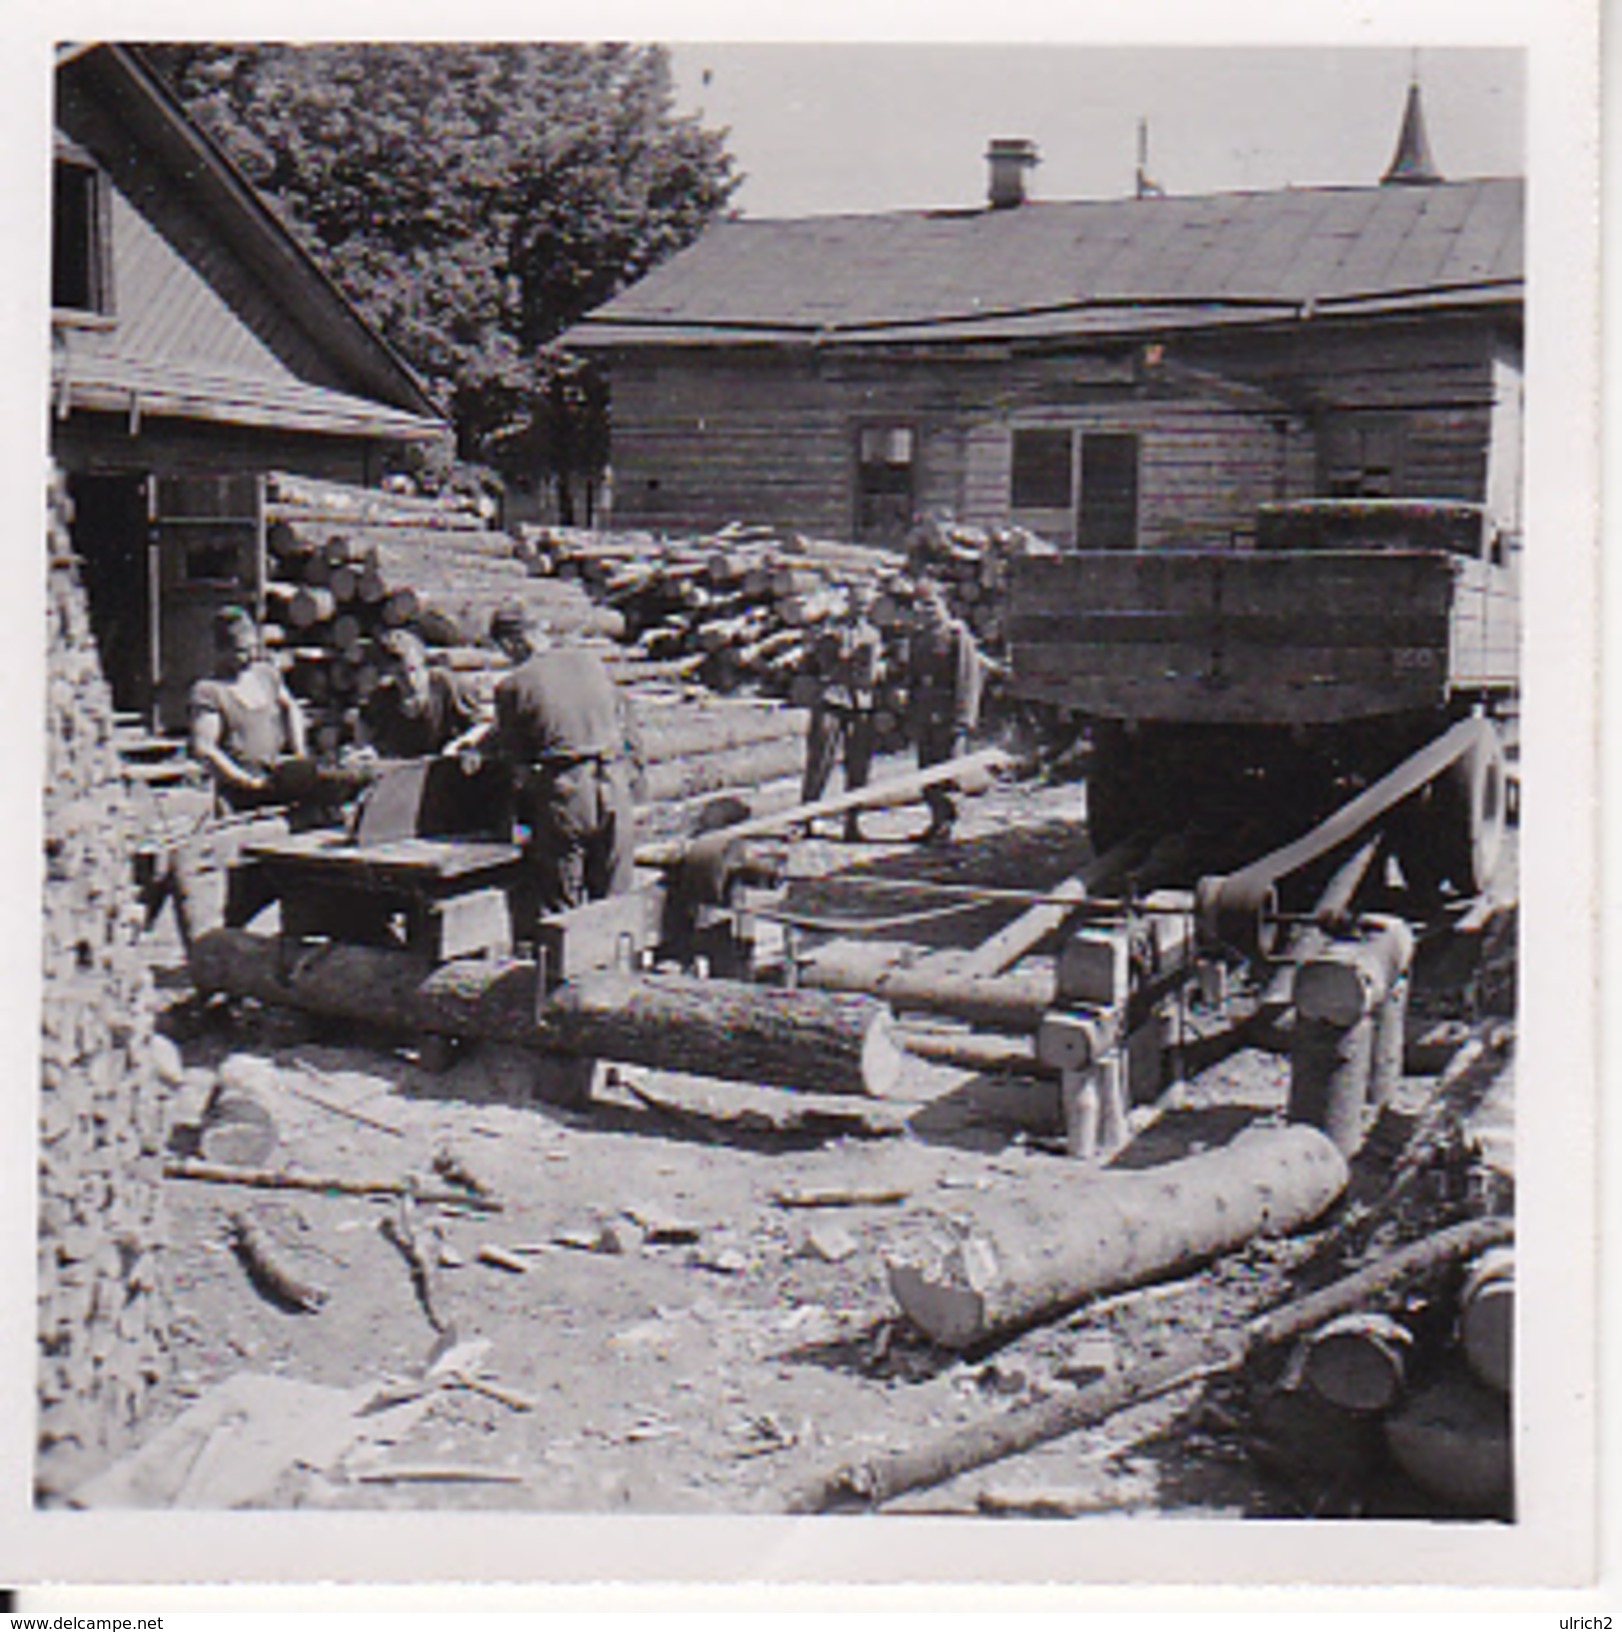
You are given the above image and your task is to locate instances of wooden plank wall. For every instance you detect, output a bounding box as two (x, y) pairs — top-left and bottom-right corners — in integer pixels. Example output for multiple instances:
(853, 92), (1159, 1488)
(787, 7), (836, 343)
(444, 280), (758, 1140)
(603, 312), (1510, 543)
(52, 416), (385, 486)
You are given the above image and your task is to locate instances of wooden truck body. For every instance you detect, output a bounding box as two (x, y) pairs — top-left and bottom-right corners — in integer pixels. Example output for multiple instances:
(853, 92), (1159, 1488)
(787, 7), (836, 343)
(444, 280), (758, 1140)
(1008, 500), (1519, 730)
(1006, 500), (1520, 884)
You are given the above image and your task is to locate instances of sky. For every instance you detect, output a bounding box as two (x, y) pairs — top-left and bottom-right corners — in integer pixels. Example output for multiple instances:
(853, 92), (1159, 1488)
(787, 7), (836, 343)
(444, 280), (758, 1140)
(664, 45), (1525, 218)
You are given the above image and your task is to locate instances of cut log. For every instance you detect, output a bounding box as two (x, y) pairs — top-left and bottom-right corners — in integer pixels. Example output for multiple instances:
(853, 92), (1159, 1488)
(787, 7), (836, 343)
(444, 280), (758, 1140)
(186, 929), (900, 1098)
(1289, 1011), (1376, 1156)
(542, 968), (904, 1098)
(788, 1215), (1510, 1513)
(797, 952), (1052, 1033)
(289, 585), (337, 629)
(639, 736), (805, 805)
(198, 1079), (279, 1166)
(638, 746), (1011, 870)
(1300, 1311), (1413, 1413)
(1458, 1245), (1514, 1394)
(886, 1124), (1349, 1350)
(896, 1027), (1054, 1078)
(1384, 1360), (1512, 1512)
(636, 708), (803, 767)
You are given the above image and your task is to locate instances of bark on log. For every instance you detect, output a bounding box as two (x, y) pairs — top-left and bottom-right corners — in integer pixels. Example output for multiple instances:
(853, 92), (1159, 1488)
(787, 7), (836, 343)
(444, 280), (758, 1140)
(789, 1215), (1511, 1513)
(186, 930), (900, 1097)
(896, 1027), (1055, 1077)
(1289, 1012), (1376, 1156)
(640, 737), (805, 805)
(797, 952), (1053, 1033)
(636, 747), (1010, 868)
(164, 1158), (498, 1209)
(541, 968), (904, 1098)
(887, 1125), (1350, 1350)
(637, 708), (803, 767)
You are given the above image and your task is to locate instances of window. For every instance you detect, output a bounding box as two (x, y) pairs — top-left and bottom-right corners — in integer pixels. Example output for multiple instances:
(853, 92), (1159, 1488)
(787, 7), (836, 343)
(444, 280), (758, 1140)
(855, 424), (915, 542)
(1324, 417), (1401, 497)
(1011, 429), (1074, 510)
(1079, 433), (1139, 550)
(53, 158), (111, 316)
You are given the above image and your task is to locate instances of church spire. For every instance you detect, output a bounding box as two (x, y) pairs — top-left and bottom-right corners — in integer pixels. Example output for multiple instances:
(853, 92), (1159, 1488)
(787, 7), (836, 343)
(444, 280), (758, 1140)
(1382, 75), (1443, 186)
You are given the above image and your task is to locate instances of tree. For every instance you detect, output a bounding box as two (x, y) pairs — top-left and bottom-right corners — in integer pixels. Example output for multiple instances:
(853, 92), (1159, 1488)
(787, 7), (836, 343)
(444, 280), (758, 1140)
(146, 43), (737, 513)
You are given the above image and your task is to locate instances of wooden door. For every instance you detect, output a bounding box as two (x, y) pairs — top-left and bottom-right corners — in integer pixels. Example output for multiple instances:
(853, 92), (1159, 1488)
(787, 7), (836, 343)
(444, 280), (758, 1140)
(150, 474), (265, 734)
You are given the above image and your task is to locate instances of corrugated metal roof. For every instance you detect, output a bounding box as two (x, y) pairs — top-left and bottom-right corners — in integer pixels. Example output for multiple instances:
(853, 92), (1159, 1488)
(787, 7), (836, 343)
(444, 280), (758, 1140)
(567, 178), (1522, 350)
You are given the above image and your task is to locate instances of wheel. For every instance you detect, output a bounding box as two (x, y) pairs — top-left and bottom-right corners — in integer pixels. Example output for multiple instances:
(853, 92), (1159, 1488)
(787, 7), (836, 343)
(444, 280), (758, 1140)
(1434, 721), (1508, 895)
(1401, 720), (1508, 899)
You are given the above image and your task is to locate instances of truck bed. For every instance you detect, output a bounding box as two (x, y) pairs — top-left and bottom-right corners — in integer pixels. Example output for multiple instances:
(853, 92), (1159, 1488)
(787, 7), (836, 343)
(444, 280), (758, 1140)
(1008, 549), (1518, 727)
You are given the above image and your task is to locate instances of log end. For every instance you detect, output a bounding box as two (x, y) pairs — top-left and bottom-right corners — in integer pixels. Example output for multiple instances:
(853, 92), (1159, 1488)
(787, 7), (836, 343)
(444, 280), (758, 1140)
(1301, 1312), (1412, 1414)
(863, 1009), (908, 1100)
(1459, 1246), (1514, 1394)
(886, 1235), (998, 1350)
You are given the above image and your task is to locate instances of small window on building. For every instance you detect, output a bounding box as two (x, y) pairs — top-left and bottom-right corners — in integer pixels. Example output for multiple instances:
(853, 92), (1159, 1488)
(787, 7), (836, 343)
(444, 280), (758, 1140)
(1324, 417), (1402, 497)
(1011, 429), (1073, 510)
(855, 424), (916, 542)
(1079, 432), (1139, 550)
(53, 158), (112, 316)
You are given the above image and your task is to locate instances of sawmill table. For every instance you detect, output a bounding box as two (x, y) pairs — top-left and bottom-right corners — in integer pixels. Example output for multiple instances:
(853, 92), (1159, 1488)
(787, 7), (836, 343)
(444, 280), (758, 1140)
(245, 831), (523, 963)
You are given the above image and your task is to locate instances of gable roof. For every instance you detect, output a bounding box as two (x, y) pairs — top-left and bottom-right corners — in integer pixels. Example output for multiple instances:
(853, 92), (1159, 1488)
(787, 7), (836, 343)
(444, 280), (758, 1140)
(54, 44), (446, 440)
(567, 177), (1522, 350)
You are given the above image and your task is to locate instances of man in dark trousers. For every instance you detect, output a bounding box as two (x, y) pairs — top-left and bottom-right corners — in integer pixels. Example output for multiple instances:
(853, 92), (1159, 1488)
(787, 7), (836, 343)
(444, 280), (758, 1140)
(907, 578), (988, 843)
(479, 604), (642, 939)
(801, 584), (885, 841)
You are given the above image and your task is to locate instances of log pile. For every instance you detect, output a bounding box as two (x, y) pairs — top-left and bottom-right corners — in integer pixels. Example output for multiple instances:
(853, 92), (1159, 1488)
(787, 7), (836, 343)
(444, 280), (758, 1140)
(526, 523), (925, 743)
(903, 515), (1059, 650)
(39, 467), (175, 1497)
(261, 473), (618, 756)
(524, 517), (1056, 744)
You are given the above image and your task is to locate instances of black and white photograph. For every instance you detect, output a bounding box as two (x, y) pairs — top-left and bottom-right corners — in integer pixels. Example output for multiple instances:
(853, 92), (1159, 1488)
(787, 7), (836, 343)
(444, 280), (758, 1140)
(1, 0), (1604, 1604)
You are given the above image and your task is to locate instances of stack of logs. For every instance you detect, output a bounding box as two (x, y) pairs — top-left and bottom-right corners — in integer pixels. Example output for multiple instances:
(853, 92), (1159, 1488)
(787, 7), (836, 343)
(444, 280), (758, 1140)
(903, 515), (1058, 653)
(262, 479), (1057, 766)
(261, 473), (619, 756)
(528, 517), (1053, 752)
(531, 523), (906, 716)
(39, 467), (175, 1498)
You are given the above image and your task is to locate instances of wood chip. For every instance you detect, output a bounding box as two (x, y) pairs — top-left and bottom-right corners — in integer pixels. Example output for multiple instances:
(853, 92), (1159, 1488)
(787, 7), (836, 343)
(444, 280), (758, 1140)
(771, 1182), (911, 1209)
(355, 1464), (526, 1485)
(476, 1244), (530, 1274)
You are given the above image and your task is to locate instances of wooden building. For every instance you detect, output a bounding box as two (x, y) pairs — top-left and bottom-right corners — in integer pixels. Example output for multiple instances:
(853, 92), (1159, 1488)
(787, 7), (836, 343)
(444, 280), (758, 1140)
(565, 90), (1523, 553)
(51, 44), (447, 730)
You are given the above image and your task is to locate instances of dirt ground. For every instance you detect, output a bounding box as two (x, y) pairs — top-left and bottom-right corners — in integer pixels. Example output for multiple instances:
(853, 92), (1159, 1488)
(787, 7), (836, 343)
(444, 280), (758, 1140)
(132, 757), (1515, 1518)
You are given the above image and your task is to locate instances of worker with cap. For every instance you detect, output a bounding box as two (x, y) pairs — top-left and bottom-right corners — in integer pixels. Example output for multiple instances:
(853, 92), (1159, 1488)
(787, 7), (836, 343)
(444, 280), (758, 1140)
(906, 578), (989, 843)
(480, 601), (644, 937)
(360, 627), (488, 760)
(189, 604), (308, 814)
(800, 583), (885, 841)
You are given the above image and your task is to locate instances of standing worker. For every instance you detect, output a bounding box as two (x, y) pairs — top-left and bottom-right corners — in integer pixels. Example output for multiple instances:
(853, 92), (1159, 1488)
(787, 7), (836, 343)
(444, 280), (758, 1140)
(189, 604), (308, 813)
(480, 603), (642, 940)
(801, 584), (885, 842)
(907, 579), (990, 844)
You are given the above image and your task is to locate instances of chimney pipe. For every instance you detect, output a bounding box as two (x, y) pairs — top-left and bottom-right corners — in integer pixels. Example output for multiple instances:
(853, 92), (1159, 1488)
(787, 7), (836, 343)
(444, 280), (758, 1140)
(986, 137), (1039, 209)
